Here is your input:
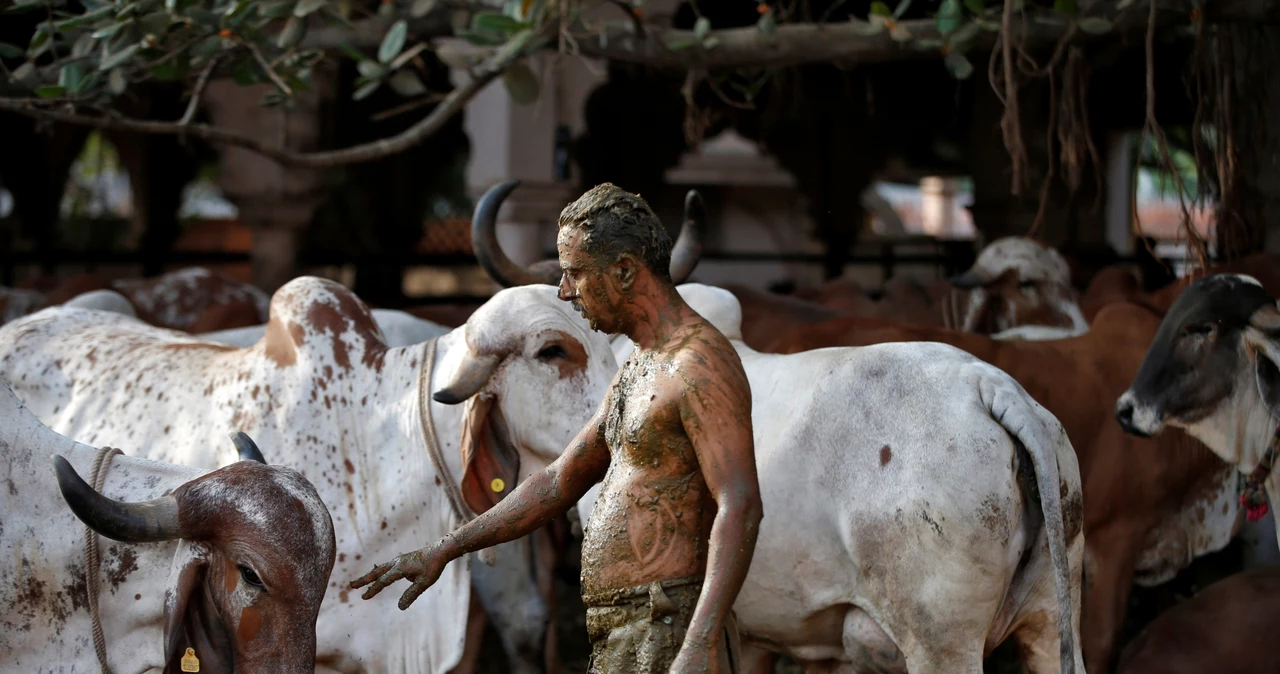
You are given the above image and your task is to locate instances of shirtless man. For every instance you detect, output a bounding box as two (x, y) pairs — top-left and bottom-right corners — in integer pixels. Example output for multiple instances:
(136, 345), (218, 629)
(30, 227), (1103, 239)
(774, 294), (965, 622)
(351, 183), (763, 673)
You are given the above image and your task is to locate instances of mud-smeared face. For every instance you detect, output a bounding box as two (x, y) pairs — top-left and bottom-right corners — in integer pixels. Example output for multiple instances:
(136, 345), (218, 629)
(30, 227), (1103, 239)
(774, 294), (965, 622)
(1116, 274), (1278, 440)
(557, 227), (629, 334)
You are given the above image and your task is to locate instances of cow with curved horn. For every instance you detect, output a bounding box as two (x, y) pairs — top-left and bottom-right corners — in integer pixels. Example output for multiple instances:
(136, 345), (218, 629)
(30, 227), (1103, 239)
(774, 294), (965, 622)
(1, 381), (336, 673)
(472, 178), (706, 288)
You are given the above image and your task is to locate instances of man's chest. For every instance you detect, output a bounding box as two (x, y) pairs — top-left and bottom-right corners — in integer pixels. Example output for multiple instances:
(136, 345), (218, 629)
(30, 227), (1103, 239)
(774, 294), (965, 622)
(605, 361), (686, 459)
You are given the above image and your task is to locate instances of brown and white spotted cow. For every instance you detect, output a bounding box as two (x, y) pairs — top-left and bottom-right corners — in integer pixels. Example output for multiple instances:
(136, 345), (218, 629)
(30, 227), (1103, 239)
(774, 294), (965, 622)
(1, 381), (336, 673)
(948, 236), (1090, 336)
(767, 301), (1242, 673)
(1, 267), (269, 332)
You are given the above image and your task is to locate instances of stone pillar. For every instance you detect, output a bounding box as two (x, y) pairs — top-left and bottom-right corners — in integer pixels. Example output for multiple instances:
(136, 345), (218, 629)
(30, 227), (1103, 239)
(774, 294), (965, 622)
(1104, 131), (1135, 256)
(203, 73), (333, 292)
(456, 52), (604, 266)
(920, 177), (957, 238)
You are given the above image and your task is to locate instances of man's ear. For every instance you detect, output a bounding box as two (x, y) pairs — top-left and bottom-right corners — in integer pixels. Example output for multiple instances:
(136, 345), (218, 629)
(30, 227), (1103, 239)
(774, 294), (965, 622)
(614, 255), (638, 288)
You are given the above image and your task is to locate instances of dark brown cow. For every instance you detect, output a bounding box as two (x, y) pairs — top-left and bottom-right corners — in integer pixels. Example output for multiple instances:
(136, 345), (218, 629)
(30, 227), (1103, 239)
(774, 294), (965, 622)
(1081, 253), (1280, 322)
(1116, 569), (1280, 674)
(768, 303), (1239, 674)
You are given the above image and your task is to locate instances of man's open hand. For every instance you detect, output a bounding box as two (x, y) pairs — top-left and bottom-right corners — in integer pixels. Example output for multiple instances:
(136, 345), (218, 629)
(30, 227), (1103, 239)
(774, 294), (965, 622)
(349, 541), (448, 610)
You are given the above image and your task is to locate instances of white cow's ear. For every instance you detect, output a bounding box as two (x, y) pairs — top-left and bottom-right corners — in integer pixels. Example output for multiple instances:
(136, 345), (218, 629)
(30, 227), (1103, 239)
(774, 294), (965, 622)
(1245, 301), (1280, 419)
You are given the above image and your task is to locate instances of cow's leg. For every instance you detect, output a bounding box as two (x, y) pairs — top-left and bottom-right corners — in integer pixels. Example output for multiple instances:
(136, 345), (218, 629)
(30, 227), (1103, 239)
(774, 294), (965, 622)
(446, 589), (488, 674)
(1011, 524), (1088, 674)
(738, 643), (778, 674)
(1079, 523), (1143, 674)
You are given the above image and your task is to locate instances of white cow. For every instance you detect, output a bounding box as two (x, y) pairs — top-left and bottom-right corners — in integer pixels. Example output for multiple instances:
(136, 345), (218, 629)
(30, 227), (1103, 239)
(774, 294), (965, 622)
(0, 381), (336, 673)
(587, 283), (1086, 674)
(948, 237), (1089, 336)
(200, 308), (449, 348)
(0, 276), (622, 674)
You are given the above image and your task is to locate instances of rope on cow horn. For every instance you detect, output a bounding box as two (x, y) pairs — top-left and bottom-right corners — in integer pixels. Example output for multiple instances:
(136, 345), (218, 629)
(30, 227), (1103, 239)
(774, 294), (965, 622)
(417, 338), (497, 567)
(84, 446), (123, 674)
(1239, 428), (1279, 522)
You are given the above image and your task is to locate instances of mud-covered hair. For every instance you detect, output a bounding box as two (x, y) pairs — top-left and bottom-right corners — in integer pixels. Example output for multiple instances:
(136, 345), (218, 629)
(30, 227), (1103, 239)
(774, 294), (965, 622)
(558, 183), (673, 282)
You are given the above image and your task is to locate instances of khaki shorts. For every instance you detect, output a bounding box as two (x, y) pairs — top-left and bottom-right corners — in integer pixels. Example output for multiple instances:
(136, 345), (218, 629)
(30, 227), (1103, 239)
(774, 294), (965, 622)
(583, 576), (742, 674)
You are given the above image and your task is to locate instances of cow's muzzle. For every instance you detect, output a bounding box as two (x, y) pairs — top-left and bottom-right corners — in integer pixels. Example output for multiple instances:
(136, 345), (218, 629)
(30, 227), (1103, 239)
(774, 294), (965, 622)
(1115, 391), (1158, 438)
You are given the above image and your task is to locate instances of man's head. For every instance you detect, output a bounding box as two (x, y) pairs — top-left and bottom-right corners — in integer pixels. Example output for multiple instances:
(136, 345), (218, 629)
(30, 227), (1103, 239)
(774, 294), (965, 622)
(556, 183), (674, 333)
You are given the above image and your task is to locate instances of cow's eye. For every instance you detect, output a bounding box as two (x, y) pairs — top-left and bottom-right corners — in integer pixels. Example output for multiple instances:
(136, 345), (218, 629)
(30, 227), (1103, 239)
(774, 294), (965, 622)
(1182, 323), (1214, 338)
(239, 565), (266, 591)
(1018, 280), (1038, 290)
(537, 345), (567, 360)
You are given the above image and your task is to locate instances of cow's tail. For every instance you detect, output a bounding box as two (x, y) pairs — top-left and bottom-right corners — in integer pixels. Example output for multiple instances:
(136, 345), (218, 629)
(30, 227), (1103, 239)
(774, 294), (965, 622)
(981, 377), (1078, 674)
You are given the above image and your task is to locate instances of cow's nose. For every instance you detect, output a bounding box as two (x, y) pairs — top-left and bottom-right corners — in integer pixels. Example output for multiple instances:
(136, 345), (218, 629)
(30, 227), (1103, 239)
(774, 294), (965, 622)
(1114, 396), (1150, 437)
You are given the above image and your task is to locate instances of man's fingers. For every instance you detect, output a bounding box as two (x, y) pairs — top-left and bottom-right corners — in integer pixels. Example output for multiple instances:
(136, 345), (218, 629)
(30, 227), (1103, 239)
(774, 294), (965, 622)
(349, 562), (394, 589)
(359, 567), (408, 600)
(398, 579), (431, 611)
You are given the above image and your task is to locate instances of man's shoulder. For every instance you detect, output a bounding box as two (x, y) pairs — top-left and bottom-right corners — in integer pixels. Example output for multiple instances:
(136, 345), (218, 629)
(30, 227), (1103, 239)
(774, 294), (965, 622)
(668, 321), (746, 380)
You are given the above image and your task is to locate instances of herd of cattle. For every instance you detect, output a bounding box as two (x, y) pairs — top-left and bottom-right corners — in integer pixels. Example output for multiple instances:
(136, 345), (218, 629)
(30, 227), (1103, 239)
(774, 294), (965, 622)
(2, 180), (1279, 673)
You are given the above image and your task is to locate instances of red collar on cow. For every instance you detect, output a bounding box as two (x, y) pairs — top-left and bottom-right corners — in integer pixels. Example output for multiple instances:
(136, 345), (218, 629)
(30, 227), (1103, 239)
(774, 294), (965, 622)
(1239, 429), (1279, 523)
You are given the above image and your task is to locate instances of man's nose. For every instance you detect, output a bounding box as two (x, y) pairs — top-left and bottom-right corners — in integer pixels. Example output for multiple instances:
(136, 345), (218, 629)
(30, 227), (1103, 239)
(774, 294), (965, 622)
(557, 275), (572, 301)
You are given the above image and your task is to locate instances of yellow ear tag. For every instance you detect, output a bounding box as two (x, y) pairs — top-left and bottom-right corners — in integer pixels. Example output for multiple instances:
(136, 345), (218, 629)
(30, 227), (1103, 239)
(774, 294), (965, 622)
(180, 647), (201, 672)
(490, 478), (506, 493)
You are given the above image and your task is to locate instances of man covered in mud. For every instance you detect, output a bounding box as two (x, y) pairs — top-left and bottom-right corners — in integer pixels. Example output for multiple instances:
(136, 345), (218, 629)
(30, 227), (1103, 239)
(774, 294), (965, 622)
(351, 183), (763, 673)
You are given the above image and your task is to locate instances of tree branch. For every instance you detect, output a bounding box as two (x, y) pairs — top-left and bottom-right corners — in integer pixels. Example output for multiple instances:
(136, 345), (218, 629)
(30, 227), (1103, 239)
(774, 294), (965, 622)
(179, 55), (220, 126)
(0, 27), (545, 168)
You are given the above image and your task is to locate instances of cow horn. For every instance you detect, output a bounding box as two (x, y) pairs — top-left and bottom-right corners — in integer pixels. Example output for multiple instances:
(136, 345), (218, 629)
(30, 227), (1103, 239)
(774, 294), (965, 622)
(1250, 301), (1280, 333)
(669, 189), (705, 284)
(433, 353), (502, 405)
(472, 179), (561, 288)
(229, 430), (266, 464)
(52, 455), (183, 543)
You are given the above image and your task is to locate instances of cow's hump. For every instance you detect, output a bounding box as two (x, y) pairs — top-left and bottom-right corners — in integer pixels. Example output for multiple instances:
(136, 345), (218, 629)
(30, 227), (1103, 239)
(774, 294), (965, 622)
(261, 277), (389, 373)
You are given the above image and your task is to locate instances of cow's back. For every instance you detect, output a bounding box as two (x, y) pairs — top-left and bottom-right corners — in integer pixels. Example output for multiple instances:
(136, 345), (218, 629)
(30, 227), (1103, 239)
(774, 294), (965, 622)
(1117, 569), (1280, 674)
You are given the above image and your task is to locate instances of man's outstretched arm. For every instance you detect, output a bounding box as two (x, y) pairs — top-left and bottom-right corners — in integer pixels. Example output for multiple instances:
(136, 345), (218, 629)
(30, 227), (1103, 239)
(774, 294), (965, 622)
(674, 344), (763, 669)
(350, 400), (611, 609)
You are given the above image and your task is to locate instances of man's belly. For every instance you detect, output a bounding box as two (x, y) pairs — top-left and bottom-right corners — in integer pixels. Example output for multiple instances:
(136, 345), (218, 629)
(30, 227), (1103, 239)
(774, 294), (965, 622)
(580, 470), (709, 597)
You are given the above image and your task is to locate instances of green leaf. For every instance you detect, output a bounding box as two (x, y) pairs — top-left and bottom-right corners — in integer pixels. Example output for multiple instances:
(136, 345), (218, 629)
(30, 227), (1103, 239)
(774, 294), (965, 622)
(457, 30), (505, 46)
(54, 5), (115, 31)
(869, 1), (891, 17)
(378, 18), (406, 63)
(232, 56), (258, 85)
(702, 35), (720, 49)
(948, 19), (982, 46)
(357, 59), (386, 78)
(913, 38), (944, 50)
(693, 16), (710, 41)
(0, 42), (24, 59)
(892, 0), (913, 18)
(501, 60), (538, 104)
(944, 50), (973, 79)
(756, 10), (776, 35)
(91, 22), (128, 40)
(107, 66), (127, 94)
(1078, 17), (1112, 34)
(10, 62), (37, 86)
(389, 41), (427, 69)
(59, 63), (83, 90)
(28, 28), (50, 54)
(224, 0), (251, 19)
(473, 12), (525, 36)
(410, 0), (436, 18)
(261, 0), (294, 19)
(1053, 0), (1078, 14)
(152, 54), (188, 80)
(388, 68), (426, 96)
(192, 35), (221, 59)
(139, 11), (170, 38)
(36, 85), (68, 98)
(98, 42), (138, 70)
(935, 0), (961, 35)
(277, 15), (306, 48)
(294, 0), (326, 17)
(963, 0), (983, 14)
(352, 78), (379, 100)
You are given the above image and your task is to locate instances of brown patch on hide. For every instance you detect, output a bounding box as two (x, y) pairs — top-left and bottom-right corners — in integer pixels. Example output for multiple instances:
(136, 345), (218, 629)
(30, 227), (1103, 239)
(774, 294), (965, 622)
(880, 445), (892, 466)
(225, 557), (239, 594)
(263, 317), (298, 367)
(237, 605), (263, 642)
(188, 300), (262, 333)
